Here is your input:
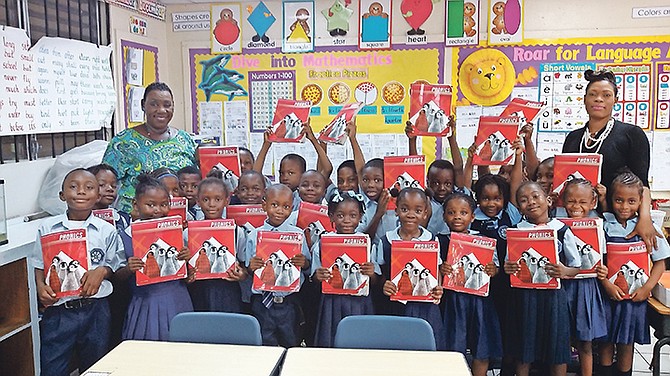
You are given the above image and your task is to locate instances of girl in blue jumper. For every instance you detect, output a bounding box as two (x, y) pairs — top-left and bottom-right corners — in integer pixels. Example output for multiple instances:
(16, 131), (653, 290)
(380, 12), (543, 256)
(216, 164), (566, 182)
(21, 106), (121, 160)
(599, 172), (670, 376)
(439, 192), (502, 376)
(376, 187), (445, 350)
(504, 181), (582, 376)
(311, 191), (378, 347)
(117, 174), (193, 341)
(187, 177), (248, 313)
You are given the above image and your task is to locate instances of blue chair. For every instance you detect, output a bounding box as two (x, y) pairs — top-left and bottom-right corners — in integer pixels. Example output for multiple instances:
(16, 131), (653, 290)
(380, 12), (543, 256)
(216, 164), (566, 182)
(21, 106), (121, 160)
(169, 312), (263, 345)
(333, 315), (436, 351)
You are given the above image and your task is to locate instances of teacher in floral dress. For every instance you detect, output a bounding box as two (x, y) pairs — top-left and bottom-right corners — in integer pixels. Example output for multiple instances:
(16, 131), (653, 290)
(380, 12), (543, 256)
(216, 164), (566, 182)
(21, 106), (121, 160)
(102, 82), (197, 214)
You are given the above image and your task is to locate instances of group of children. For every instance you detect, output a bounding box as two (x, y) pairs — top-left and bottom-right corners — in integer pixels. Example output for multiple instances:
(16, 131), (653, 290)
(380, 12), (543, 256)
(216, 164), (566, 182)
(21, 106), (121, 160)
(34, 117), (669, 376)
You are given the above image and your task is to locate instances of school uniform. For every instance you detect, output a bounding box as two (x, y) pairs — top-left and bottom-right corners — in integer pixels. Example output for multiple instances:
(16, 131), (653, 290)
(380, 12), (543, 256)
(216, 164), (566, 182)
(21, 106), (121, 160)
(32, 213), (126, 376)
(426, 187), (472, 236)
(292, 190), (301, 211)
(357, 197), (399, 244)
(602, 213), (670, 345)
(438, 231), (503, 360)
(120, 224), (193, 341)
(186, 204), (200, 222)
(324, 182), (338, 203)
(106, 207), (132, 348)
(375, 226), (446, 350)
(469, 204), (521, 358)
(508, 219), (581, 365)
(245, 220), (311, 347)
(311, 240), (379, 347)
(187, 225), (247, 313)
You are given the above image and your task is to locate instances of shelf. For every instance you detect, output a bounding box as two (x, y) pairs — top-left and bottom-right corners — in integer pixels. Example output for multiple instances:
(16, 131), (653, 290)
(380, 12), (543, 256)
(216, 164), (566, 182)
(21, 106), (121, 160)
(0, 327), (35, 376)
(0, 321), (31, 342)
(0, 258), (30, 339)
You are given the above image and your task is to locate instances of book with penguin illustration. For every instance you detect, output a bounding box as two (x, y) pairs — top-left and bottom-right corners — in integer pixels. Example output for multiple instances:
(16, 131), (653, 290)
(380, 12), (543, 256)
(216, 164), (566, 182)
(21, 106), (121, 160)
(507, 227), (560, 289)
(443, 232), (497, 297)
(606, 241), (649, 299)
(384, 155), (426, 210)
(296, 201), (333, 248)
(552, 153), (602, 204)
(197, 146), (242, 190)
(320, 233), (371, 296)
(41, 228), (90, 299)
(268, 99), (312, 143)
(472, 116), (521, 165)
(253, 230), (303, 292)
(227, 204), (266, 232)
(390, 240), (439, 302)
(408, 83), (453, 137)
(168, 197), (188, 224)
(559, 218), (605, 278)
(132, 216), (186, 286)
(318, 102), (364, 144)
(187, 219), (237, 280)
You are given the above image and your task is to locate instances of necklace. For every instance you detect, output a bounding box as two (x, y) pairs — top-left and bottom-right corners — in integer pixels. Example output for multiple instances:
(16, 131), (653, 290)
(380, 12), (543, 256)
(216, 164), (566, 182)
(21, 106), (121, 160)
(580, 117), (614, 154)
(144, 123), (171, 140)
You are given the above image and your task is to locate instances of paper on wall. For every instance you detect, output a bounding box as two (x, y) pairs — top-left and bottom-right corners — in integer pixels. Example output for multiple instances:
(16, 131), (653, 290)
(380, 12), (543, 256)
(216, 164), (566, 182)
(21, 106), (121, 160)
(536, 132), (567, 161)
(129, 86), (146, 123)
(223, 100), (249, 148)
(125, 47), (144, 86)
(511, 86), (539, 102)
(198, 101), (222, 137)
(249, 132), (274, 176)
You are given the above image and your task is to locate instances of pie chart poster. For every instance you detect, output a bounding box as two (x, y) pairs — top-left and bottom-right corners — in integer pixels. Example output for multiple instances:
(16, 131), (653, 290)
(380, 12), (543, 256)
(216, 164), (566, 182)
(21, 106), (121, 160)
(189, 47), (441, 135)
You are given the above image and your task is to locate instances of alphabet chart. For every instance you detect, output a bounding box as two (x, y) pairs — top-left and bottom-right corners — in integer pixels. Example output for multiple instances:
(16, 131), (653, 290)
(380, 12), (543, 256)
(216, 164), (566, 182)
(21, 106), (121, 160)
(598, 62), (652, 129)
(248, 70), (295, 131)
(537, 62), (594, 132)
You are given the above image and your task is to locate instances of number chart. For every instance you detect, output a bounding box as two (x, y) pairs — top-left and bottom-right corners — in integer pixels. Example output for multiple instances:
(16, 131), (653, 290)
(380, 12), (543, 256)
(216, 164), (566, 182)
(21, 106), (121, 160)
(248, 70), (295, 131)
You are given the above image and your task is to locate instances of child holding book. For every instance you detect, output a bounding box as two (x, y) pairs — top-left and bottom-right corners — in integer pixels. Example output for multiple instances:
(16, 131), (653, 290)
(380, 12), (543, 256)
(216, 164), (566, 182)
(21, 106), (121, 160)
(311, 191), (377, 347)
(177, 165), (202, 221)
(233, 170), (267, 205)
(504, 180), (582, 376)
(34, 168), (126, 376)
(376, 187), (445, 350)
(438, 192), (501, 376)
(557, 178), (609, 376)
(599, 171), (670, 376)
(246, 184), (311, 347)
(188, 177), (248, 312)
(118, 174), (193, 341)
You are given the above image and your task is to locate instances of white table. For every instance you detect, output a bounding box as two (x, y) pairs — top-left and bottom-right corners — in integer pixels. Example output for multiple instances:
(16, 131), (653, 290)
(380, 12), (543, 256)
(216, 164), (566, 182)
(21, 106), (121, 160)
(280, 347), (472, 376)
(83, 340), (286, 376)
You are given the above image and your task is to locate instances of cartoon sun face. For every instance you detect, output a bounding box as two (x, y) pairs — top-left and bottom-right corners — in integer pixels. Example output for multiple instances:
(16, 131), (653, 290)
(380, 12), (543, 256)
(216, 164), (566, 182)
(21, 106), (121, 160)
(458, 48), (516, 106)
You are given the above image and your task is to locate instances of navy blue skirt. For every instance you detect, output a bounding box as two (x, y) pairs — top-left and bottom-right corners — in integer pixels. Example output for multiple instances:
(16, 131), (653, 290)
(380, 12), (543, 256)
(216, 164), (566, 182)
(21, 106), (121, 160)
(603, 298), (650, 345)
(188, 279), (243, 313)
(563, 278), (608, 341)
(443, 291), (502, 359)
(405, 301), (446, 350)
(508, 288), (571, 364)
(314, 294), (374, 347)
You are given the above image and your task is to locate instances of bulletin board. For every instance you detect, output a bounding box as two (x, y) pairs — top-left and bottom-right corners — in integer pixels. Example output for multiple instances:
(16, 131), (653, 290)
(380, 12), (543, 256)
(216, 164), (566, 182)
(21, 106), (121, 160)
(121, 39), (159, 129)
(450, 35), (670, 190)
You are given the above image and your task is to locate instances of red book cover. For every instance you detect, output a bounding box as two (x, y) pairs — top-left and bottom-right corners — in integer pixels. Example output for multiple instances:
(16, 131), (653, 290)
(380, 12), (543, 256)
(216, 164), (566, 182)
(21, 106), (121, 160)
(187, 219), (237, 280)
(253, 230), (303, 292)
(442, 232), (496, 297)
(92, 208), (115, 225)
(552, 153), (602, 199)
(132, 216), (186, 286)
(297, 201), (333, 248)
(384, 155), (426, 210)
(168, 197), (187, 223)
(408, 83), (453, 137)
(472, 116), (521, 166)
(559, 218), (605, 278)
(197, 146), (242, 189)
(226, 204), (266, 232)
(317, 102), (364, 144)
(268, 99), (312, 143)
(606, 241), (649, 299)
(41, 229), (89, 299)
(506, 227), (561, 289)
(500, 98), (544, 122)
(390, 240), (439, 302)
(320, 233), (371, 296)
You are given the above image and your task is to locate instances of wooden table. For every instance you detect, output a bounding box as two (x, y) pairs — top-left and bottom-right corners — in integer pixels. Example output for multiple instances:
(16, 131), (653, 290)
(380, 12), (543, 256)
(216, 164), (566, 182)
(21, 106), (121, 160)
(648, 297), (670, 376)
(82, 340), (286, 376)
(280, 347), (471, 376)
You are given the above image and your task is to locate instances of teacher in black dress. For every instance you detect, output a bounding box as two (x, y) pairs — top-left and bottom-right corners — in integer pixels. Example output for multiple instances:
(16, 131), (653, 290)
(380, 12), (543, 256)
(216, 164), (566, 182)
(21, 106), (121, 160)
(562, 69), (657, 249)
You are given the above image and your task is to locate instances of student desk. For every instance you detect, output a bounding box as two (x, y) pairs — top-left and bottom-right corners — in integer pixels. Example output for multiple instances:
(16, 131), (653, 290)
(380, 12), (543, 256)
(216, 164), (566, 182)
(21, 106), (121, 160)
(280, 347), (471, 376)
(83, 340), (286, 376)
(648, 297), (670, 376)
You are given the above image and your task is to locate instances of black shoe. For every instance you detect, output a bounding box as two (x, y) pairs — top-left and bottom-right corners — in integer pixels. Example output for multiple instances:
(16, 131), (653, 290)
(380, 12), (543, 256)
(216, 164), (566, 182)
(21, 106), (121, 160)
(330, 29), (338, 37)
(408, 28), (417, 35)
(416, 28), (425, 35)
(261, 34), (269, 43)
(337, 28), (347, 36)
(252, 34), (260, 42)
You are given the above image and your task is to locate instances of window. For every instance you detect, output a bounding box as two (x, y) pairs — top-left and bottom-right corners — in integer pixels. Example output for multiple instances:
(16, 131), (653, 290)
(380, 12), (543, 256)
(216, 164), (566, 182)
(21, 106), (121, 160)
(0, 0), (112, 163)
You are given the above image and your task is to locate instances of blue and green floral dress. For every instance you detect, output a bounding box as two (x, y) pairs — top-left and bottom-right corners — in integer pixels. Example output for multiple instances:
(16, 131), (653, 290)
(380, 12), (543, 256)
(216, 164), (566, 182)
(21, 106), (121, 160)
(102, 128), (197, 213)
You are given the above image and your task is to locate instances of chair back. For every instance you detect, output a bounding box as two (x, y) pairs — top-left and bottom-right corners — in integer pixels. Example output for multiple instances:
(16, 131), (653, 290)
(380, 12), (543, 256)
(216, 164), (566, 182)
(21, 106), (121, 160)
(333, 315), (436, 351)
(169, 312), (263, 346)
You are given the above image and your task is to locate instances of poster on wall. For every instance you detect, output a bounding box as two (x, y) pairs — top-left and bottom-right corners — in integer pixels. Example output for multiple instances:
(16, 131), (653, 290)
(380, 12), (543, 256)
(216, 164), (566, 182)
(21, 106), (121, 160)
(400, 0), (437, 45)
(246, 1), (276, 49)
(487, 0), (523, 45)
(445, 0), (480, 47)
(657, 61), (670, 130)
(359, 0), (391, 50)
(320, 0), (354, 40)
(597, 62), (651, 129)
(211, 3), (242, 54)
(537, 62), (593, 132)
(283, 1), (315, 53)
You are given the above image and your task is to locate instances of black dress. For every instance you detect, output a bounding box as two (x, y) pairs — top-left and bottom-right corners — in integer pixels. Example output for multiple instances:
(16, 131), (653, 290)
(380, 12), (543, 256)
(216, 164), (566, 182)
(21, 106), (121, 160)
(562, 120), (650, 189)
